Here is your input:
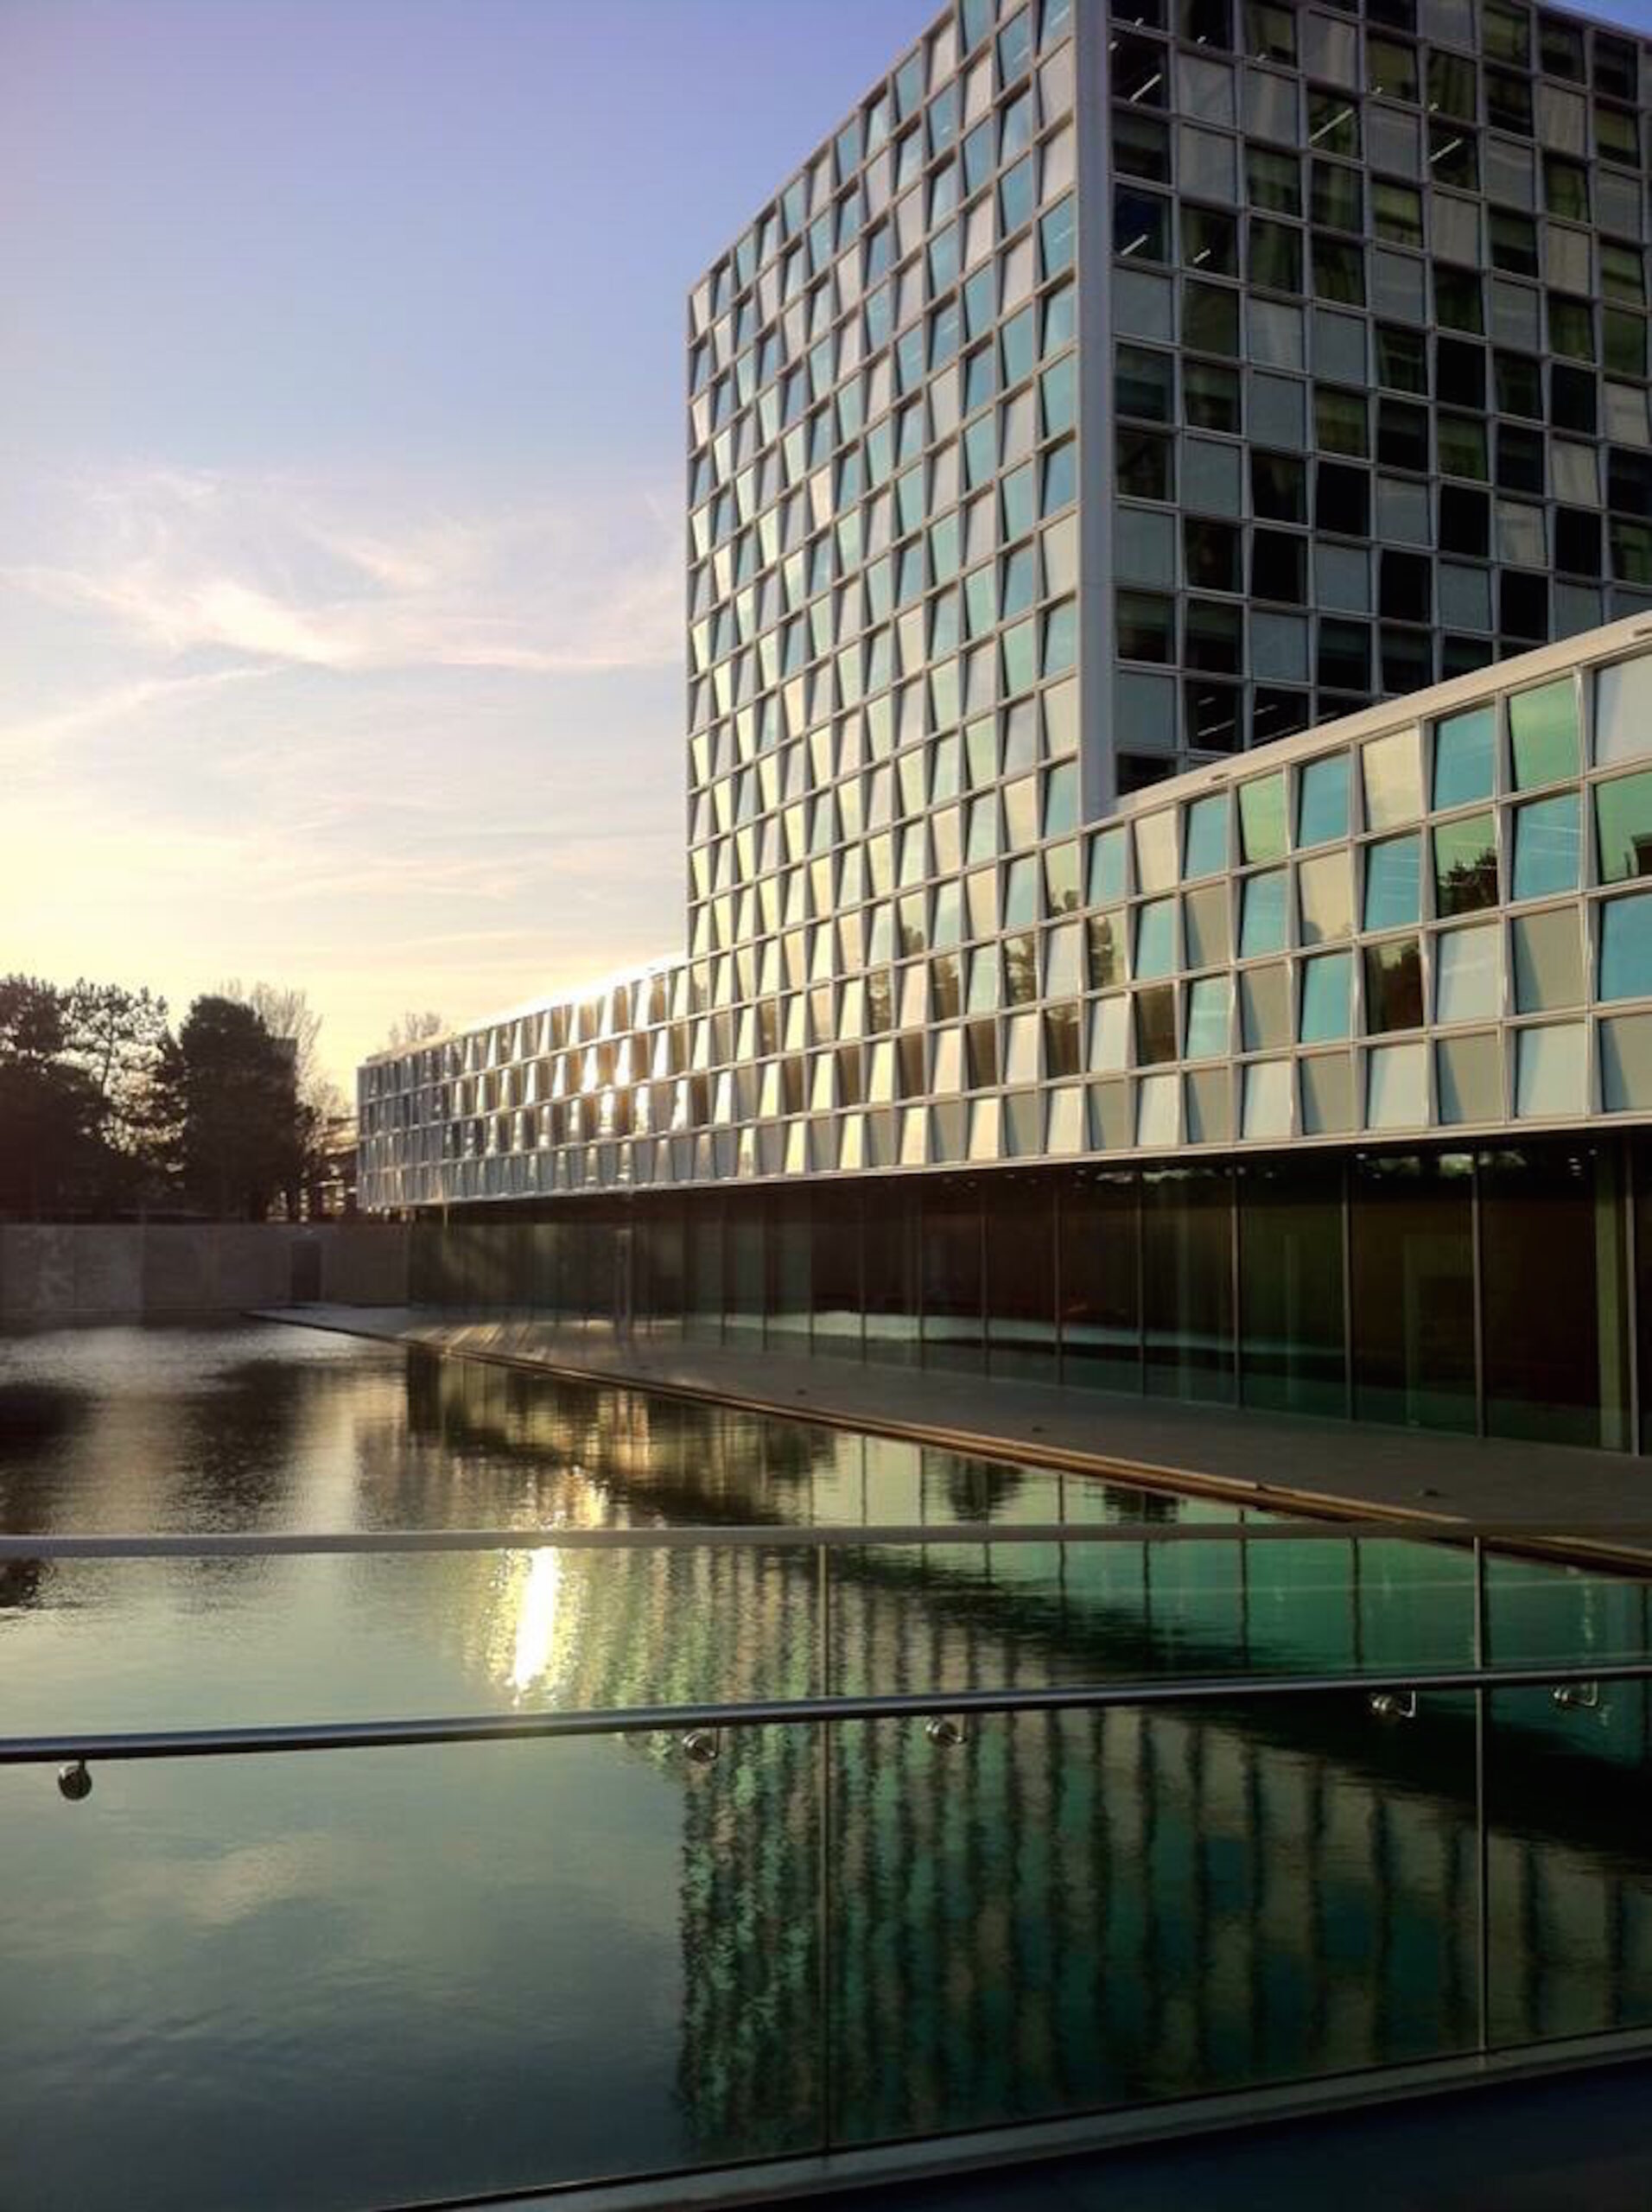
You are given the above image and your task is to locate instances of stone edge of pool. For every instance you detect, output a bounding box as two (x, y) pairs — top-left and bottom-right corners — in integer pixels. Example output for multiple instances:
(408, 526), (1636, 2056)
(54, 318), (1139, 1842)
(247, 1305), (1652, 1568)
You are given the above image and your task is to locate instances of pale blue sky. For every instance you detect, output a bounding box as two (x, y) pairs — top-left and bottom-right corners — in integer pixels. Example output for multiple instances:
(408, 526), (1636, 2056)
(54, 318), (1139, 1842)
(0, 0), (937, 1084)
(3, 0), (1652, 1086)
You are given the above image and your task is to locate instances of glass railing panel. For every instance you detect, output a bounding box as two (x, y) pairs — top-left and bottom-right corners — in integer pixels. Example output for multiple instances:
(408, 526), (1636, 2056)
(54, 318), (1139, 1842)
(827, 1529), (1485, 1698)
(1487, 1683), (1652, 2049)
(2, 1724), (824, 2212)
(828, 1694), (1478, 2147)
(1485, 1551), (1652, 1671)
(0, 1544), (825, 1737)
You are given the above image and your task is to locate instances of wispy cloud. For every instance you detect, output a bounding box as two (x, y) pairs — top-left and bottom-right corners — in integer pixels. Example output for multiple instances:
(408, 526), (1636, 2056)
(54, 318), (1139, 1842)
(0, 461), (683, 681)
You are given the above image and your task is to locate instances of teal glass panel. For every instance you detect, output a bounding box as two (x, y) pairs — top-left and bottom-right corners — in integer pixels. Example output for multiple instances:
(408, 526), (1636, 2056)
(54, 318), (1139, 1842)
(1089, 827), (1127, 905)
(1296, 753), (1349, 846)
(1299, 950), (1353, 1042)
(1042, 599), (1077, 677)
(1363, 834), (1422, 931)
(1134, 895), (1177, 979)
(1433, 704), (1496, 808)
(1184, 974), (1229, 1057)
(1599, 892), (1652, 1002)
(1511, 792), (1581, 900)
(1183, 792), (1229, 879)
(1240, 868), (1288, 956)
(1509, 678), (1580, 789)
(1596, 770), (1652, 884)
(1433, 811), (1498, 916)
(1001, 618), (1038, 696)
(1238, 772), (1288, 863)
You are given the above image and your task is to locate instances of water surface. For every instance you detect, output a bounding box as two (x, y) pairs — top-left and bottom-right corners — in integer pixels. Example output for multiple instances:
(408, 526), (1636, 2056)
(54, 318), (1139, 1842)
(3, 1322), (1650, 2209)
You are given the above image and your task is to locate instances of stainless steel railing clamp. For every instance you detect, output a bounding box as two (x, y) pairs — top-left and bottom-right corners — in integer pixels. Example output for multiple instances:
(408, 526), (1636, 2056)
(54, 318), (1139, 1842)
(680, 1728), (721, 1766)
(1368, 1690), (1419, 1723)
(1553, 1681), (1602, 1711)
(925, 1716), (969, 1749)
(57, 1760), (92, 1803)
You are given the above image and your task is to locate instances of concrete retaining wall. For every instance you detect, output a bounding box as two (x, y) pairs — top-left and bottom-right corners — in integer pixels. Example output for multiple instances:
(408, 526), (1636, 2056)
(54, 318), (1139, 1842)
(0, 1224), (409, 1324)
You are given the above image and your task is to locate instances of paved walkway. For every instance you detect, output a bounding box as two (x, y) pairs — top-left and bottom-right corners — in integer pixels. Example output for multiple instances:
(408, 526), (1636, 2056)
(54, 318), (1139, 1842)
(258, 1305), (1652, 1552)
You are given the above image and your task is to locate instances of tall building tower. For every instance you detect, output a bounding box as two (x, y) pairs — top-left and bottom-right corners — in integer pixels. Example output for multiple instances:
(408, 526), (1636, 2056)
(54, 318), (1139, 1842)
(360, 0), (1652, 1455)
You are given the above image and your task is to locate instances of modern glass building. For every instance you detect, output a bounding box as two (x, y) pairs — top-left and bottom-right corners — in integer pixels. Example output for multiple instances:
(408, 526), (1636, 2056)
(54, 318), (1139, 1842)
(359, 0), (1652, 1452)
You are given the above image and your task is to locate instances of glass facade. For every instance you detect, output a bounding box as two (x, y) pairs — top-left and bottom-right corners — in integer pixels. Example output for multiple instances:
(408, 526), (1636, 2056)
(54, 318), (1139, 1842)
(409, 1129), (1652, 1452)
(1109, 0), (1652, 785)
(358, 1), (1652, 1461)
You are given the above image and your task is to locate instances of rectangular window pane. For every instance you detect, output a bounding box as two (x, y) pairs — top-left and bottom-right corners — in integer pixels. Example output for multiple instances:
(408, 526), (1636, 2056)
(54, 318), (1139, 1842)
(1350, 1154), (1476, 1432)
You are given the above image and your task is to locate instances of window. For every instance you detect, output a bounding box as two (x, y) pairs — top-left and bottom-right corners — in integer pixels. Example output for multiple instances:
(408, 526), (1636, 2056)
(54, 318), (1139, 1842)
(1363, 834), (1422, 931)
(1240, 868), (1287, 956)
(1509, 679), (1579, 790)
(1511, 793), (1580, 901)
(1184, 359), (1241, 432)
(1237, 772), (1287, 863)
(1117, 428), (1174, 501)
(1246, 145), (1300, 215)
(1117, 589), (1173, 662)
(1364, 938), (1424, 1032)
(1362, 728), (1422, 830)
(1297, 754), (1349, 847)
(1598, 773), (1652, 886)
(1299, 951), (1353, 1043)
(1433, 813), (1498, 916)
(1600, 893), (1652, 1003)
(1433, 705), (1495, 808)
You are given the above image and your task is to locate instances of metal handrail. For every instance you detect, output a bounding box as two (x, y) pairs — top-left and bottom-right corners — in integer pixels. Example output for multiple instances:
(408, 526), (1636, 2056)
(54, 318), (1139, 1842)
(8, 1656), (1651, 1768)
(6, 1516), (1652, 1559)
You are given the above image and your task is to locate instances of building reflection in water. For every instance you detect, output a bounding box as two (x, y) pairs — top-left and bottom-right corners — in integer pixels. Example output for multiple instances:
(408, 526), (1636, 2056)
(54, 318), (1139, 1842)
(412, 1351), (1652, 2158)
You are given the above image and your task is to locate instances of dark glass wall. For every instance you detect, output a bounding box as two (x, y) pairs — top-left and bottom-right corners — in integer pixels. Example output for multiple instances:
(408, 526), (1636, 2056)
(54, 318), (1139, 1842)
(985, 1172), (1057, 1383)
(1350, 1154), (1476, 1434)
(1480, 1147), (1628, 1451)
(1240, 1159), (1346, 1419)
(1142, 1167), (1234, 1405)
(418, 1133), (1652, 1454)
(920, 1178), (985, 1375)
(1058, 1170), (1139, 1392)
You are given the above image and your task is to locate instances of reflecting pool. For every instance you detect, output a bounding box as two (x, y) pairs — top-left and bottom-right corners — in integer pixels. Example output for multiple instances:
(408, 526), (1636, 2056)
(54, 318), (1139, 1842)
(3, 1322), (1650, 2209)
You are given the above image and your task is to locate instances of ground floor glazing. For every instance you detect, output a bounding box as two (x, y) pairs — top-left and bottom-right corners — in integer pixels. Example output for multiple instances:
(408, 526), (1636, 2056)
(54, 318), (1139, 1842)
(403, 1130), (1652, 1455)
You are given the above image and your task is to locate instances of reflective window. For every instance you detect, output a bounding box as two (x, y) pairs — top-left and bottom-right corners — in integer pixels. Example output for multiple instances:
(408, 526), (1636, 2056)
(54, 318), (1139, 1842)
(1297, 850), (1352, 944)
(1238, 1156), (1344, 1415)
(1509, 678), (1580, 790)
(1599, 892), (1652, 1003)
(1089, 828), (1127, 906)
(1432, 705), (1496, 809)
(1237, 771), (1287, 862)
(1594, 655), (1652, 767)
(1184, 975), (1229, 1059)
(1515, 1025), (1586, 1119)
(1182, 883), (1230, 968)
(1433, 813), (1498, 917)
(1511, 792), (1581, 900)
(1134, 808), (1179, 893)
(1350, 1154), (1475, 1432)
(1366, 1041), (1428, 1129)
(1435, 925), (1501, 1025)
(1436, 1034), (1502, 1125)
(1362, 727), (1423, 830)
(1511, 909), (1582, 1014)
(1134, 897), (1178, 981)
(1364, 938), (1423, 1033)
(1596, 772), (1652, 885)
(1239, 868), (1288, 957)
(1141, 1166), (1234, 1404)
(1299, 950), (1353, 1044)
(1363, 834), (1422, 931)
(1182, 791), (1228, 879)
(1296, 753), (1349, 846)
